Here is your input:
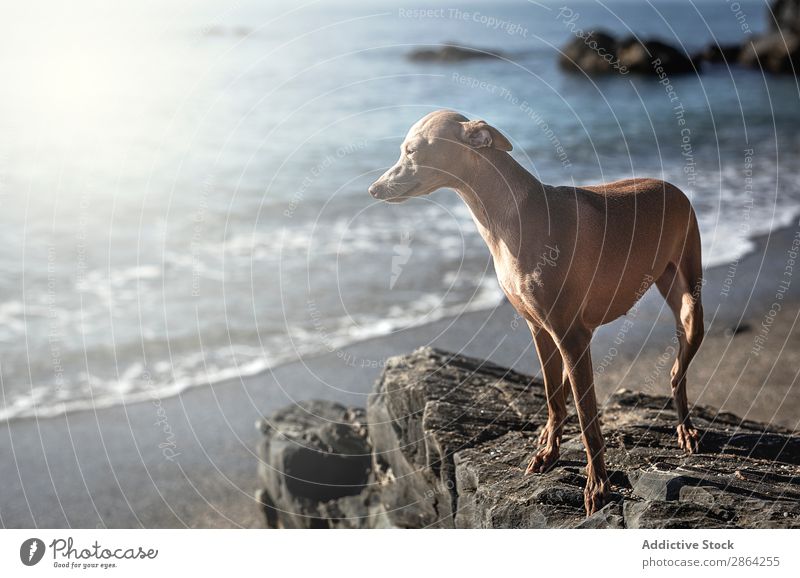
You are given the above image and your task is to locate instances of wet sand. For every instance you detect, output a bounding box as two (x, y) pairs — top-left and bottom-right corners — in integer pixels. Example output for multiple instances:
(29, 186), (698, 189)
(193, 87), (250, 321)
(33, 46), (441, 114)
(1, 221), (799, 528)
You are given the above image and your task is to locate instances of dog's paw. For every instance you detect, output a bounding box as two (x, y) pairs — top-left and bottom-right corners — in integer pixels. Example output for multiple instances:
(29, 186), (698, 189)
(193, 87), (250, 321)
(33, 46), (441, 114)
(525, 446), (559, 475)
(677, 423), (701, 454)
(584, 477), (609, 516)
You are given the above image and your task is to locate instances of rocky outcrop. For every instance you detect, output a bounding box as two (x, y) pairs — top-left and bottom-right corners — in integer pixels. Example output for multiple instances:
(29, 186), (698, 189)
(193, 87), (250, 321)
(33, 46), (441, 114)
(408, 43), (504, 63)
(694, 44), (742, 65)
(739, 31), (800, 73)
(559, 31), (694, 76)
(561, 2), (800, 74)
(705, 0), (800, 73)
(771, 0), (800, 34)
(255, 400), (378, 528)
(617, 37), (695, 74)
(559, 30), (622, 75)
(256, 348), (800, 528)
(367, 348), (548, 528)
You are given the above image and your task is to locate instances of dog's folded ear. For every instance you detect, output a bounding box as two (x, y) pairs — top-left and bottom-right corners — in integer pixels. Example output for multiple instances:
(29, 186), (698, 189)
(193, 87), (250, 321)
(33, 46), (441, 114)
(460, 120), (513, 151)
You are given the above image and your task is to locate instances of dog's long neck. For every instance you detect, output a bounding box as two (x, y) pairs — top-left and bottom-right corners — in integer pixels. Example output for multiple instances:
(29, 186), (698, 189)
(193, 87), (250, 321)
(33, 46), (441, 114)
(453, 149), (545, 255)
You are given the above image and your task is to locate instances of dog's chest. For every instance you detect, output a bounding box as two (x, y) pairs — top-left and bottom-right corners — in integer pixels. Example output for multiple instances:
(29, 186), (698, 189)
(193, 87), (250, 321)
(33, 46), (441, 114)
(493, 253), (537, 313)
(491, 240), (562, 323)
(477, 225), (555, 319)
(495, 260), (523, 297)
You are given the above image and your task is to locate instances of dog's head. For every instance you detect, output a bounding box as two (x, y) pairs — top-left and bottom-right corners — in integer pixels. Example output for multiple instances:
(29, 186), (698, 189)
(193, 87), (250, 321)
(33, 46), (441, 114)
(368, 110), (512, 203)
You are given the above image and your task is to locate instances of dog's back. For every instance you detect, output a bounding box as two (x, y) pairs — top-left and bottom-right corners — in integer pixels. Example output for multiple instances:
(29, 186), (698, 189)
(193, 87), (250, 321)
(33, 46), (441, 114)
(546, 178), (699, 327)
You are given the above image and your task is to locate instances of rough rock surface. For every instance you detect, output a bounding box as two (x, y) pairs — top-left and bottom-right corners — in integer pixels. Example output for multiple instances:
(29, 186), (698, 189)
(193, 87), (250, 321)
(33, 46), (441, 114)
(367, 347), (548, 528)
(257, 348), (800, 528)
(255, 400), (376, 528)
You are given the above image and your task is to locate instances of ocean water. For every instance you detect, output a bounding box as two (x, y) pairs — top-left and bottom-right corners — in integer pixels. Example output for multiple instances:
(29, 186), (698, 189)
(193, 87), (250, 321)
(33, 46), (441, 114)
(0, 0), (799, 420)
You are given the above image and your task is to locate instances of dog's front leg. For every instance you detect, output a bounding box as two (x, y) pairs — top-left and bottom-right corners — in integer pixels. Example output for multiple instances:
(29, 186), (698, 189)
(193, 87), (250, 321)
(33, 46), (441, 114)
(555, 326), (609, 516)
(526, 324), (566, 474)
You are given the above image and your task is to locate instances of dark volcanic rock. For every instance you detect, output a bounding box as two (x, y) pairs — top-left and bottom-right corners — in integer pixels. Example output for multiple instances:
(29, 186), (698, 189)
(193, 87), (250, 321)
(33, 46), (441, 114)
(617, 37), (695, 74)
(771, 0), (800, 33)
(695, 44), (742, 65)
(408, 43), (503, 63)
(367, 348), (548, 528)
(559, 32), (693, 76)
(695, 1), (799, 73)
(257, 348), (800, 528)
(739, 31), (800, 73)
(558, 30), (620, 75)
(737, 0), (800, 73)
(256, 400), (374, 528)
(562, 1), (799, 75)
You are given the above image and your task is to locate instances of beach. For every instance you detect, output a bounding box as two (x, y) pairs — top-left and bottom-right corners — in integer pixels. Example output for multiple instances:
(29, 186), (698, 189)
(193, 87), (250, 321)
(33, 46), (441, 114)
(2, 221), (799, 529)
(3, 0), (799, 426)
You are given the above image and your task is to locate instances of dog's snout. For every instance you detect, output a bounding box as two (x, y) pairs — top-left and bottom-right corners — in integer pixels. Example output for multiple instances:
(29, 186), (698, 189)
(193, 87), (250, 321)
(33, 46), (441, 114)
(369, 183), (380, 198)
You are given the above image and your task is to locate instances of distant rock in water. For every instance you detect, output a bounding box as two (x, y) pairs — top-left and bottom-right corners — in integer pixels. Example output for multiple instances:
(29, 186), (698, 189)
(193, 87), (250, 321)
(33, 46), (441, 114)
(256, 347), (800, 528)
(694, 44), (743, 65)
(559, 31), (693, 76)
(617, 37), (695, 74)
(408, 43), (504, 63)
(558, 32), (625, 76)
(739, 31), (800, 73)
(771, 0), (800, 33)
(737, 0), (800, 74)
(694, 0), (800, 73)
(559, 30), (620, 75)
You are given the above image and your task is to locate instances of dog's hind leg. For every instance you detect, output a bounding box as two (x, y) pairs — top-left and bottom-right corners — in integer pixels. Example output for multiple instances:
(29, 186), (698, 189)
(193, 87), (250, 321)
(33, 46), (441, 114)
(655, 255), (704, 453)
(526, 323), (567, 474)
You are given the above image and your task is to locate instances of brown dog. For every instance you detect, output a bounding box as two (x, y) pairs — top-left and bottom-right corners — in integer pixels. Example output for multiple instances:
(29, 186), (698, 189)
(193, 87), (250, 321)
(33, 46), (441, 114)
(369, 110), (704, 516)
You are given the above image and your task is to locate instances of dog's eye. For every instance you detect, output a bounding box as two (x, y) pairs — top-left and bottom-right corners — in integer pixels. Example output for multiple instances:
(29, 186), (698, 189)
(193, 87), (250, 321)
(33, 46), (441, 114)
(405, 147), (416, 156)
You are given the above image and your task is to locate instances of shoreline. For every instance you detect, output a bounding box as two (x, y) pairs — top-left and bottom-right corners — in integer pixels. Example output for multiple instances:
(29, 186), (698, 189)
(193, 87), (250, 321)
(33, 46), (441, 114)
(9, 216), (799, 427)
(4, 214), (799, 426)
(2, 220), (799, 528)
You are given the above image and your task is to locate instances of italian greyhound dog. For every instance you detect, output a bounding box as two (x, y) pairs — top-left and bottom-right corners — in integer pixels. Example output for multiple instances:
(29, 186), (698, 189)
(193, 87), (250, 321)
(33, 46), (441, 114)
(369, 110), (704, 516)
